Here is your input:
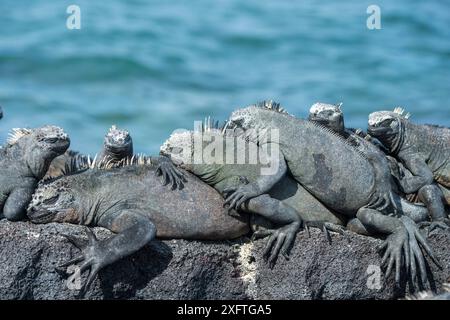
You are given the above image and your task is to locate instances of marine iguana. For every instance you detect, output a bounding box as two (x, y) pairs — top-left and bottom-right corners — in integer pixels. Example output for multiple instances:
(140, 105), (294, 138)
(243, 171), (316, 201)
(308, 103), (433, 208)
(27, 160), (251, 294)
(368, 108), (450, 231)
(160, 120), (347, 263)
(46, 125), (184, 189)
(307, 103), (436, 231)
(97, 125), (134, 164)
(308, 103), (400, 213)
(0, 126), (70, 221)
(224, 101), (440, 288)
(46, 125), (133, 179)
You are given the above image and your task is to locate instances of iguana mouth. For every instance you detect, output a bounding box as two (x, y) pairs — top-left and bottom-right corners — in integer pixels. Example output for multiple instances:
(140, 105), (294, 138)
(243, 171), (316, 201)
(50, 139), (70, 154)
(105, 143), (132, 155)
(27, 207), (58, 224)
(367, 125), (391, 135)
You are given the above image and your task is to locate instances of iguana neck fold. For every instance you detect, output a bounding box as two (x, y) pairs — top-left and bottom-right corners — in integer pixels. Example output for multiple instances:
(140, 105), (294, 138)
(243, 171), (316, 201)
(379, 119), (406, 155)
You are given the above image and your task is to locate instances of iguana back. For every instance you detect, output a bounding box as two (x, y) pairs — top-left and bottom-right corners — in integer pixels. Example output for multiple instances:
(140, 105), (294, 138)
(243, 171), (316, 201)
(228, 106), (376, 215)
(161, 128), (346, 225)
(29, 165), (250, 239)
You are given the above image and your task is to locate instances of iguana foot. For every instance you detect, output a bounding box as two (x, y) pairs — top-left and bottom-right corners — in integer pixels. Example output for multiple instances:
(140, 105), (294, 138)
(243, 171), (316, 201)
(378, 225), (409, 286)
(223, 184), (260, 212)
(252, 221), (300, 268)
(418, 218), (450, 237)
(379, 216), (441, 290)
(402, 216), (442, 290)
(155, 157), (187, 190)
(304, 221), (345, 244)
(60, 227), (110, 297)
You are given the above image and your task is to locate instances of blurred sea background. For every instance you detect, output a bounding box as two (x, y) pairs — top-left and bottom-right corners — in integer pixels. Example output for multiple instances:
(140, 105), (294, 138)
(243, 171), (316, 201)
(0, 0), (449, 154)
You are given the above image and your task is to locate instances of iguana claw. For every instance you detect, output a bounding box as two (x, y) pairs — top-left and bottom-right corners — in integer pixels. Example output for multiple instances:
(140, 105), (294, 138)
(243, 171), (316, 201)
(304, 221), (345, 244)
(59, 227), (109, 297)
(223, 184), (259, 212)
(155, 158), (186, 190)
(418, 219), (450, 237)
(379, 216), (441, 290)
(261, 221), (300, 268)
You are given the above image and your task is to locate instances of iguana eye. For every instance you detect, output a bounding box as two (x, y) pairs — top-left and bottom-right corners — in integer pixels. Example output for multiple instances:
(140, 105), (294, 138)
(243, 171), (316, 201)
(44, 138), (58, 143)
(43, 195), (59, 205)
(171, 147), (183, 154)
(380, 119), (393, 127)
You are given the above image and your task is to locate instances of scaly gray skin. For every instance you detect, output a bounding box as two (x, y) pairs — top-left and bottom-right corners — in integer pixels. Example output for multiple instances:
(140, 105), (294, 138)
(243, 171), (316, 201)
(308, 103), (433, 232)
(27, 163), (250, 295)
(307, 103), (430, 207)
(45, 125), (183, 189)
(0, 126), (70, 221)
(46, 125), (133, 179)
(368, 109), (450, 232)
(45, 150), (89, 179)
(160, 122), (347, 264)
(225, 101), (441, 288)
(97, 125), (134, 163)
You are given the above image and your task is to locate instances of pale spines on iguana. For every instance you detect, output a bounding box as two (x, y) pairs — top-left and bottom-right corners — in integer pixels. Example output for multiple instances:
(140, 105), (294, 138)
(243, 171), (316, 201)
(225, 100), (440, 289)
(46, 125), (185, 189)
(0, 125), (70, 221)
(27, 162), (250, 294)
(46, 125), (133, 179)
(368, 108), (450, 230)
(307, 102), (434, 229)
(161, 119), (348, 263)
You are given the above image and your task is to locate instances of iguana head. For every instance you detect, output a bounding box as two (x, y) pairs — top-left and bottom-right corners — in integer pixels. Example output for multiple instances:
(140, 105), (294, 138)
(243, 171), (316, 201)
(161, 119), (227, 170)
(27, 179), (79, 224)
(308, 102), (345, 133)
(8, 126), (70, 177)
(102, 125), (133, 161)
(367, 108), (410, 153)
(160, 130), (194, 168)
(228, 100), (290, 131)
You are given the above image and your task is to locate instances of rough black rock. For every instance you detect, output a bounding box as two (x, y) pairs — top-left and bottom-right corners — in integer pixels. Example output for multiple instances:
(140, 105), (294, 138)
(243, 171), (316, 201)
(0, 220), (448, 300)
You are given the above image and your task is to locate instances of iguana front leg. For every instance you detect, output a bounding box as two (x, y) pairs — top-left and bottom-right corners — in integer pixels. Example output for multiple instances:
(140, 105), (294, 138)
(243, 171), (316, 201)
(242, 194), (301, 266)
(3, 187), (35, 221)
(357, 208), (440, 288)
(60, 211), (156, 296)
(396, 155), (449, 228)
(224, 153), (287, 211)
(366, 153), (396, 211)
(150, 155), (187, 189)
(397, 155), (434, 194)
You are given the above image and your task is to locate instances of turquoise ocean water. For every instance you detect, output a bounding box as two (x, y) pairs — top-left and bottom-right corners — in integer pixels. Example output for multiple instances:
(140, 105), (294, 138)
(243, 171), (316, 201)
(0, 1), (449, 154)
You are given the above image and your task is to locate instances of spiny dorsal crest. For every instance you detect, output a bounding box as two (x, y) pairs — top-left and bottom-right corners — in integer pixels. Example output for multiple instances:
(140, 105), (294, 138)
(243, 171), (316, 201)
(88, 153), (152, 170)
(7, 128), (33, 145)
(309, 120), (369, 161)
(254, 100), (290, 115)
(393, 107), (411, 120)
